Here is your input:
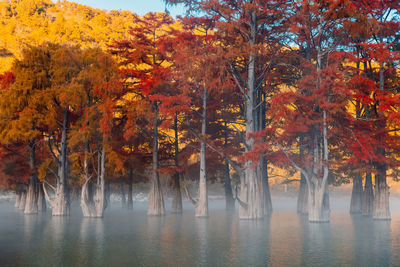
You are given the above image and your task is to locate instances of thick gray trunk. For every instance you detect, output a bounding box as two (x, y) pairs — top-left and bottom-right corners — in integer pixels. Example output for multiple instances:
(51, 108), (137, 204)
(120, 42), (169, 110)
(362, 173), (374, 216)
(24, 176), (38, 214)
(372, 63), (390, 220)
(81, 179), (95, 216)
(307, 179), (330, 222)
(120, 181), (126, 208)
(297, 173), (308, 214)
(350, 175), (363, 214)
(81, 141), (106, 217)
(15, 190), (21, 208)
(46, 108), (70, 216)
(195, 88), (208, 217)
(171, 172), (182, 213)
(18, 190), (26, 210)
(305, 111), (330, 222)
(127, 168), (133, 210)
(239, 11), (265, 219)
(373, 168), (390, 220)
(24, 142), (38, 214)
(37, 183), (46, 212)
(147, 105), (165, 216)
(262, 158), (272, 215)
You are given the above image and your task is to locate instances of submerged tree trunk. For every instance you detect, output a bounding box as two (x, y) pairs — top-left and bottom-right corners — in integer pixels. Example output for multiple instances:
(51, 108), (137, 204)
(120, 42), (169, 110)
(239, 11), (265, 219)
(307, 178), (330, 222)
(297, 135), (308, 215)
(18, 189), (27, 210)
(171, 115), (182, 213)
(148, 104), (165, 216)
(297, 173), (308, 215)
(262, 158), (272, 215)
(372, 64), (390, 220)
(195, 88), (208, 218)
(373, 165), (390, 220)
(24, 141), (38, 214)
(37, 183), (46, 212)
(127, 168), (133, 210)
(24, 176), (38, 214)
(120, 180), (126, 208)
(15, 189), (21, 208)
(171, 172), (182, 213)
(350, 175), (363, 214)
(224, 160), (235, 211)
(44, 108), (70, 216)
(94, 145), (106, 217)
(81, 140), (107, 218)
(362, 173), (374, 216)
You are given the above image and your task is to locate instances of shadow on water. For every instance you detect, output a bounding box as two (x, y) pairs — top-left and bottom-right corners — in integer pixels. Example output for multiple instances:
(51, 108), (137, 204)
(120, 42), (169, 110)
(300, 216), (333, 266)
(79, 218), (105, 266)
(237, 216), (271, 266)
(351, 215), (391, 267)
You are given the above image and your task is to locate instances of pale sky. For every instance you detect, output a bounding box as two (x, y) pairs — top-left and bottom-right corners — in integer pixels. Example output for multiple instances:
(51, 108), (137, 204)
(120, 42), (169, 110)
(70, 0), (186, 17)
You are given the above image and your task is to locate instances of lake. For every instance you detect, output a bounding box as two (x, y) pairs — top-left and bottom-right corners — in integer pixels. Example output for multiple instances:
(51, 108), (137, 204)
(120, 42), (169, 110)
(1, 196), (400, 266)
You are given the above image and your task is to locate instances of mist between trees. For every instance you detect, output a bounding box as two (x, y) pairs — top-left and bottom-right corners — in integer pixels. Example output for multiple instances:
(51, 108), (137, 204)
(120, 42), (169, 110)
(0, 0), (399, 222)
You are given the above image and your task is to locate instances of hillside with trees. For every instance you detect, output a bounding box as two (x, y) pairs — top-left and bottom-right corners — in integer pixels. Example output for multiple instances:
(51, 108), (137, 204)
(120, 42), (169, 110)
(0, 0), (137, 72)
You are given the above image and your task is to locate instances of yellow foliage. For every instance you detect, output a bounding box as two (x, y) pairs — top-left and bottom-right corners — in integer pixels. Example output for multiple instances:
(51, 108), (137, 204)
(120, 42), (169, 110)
(0, 0), (137, 72)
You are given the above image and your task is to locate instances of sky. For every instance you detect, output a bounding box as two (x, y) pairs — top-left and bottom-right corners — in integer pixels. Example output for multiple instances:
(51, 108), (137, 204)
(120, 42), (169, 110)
(71, 0), (186, 17)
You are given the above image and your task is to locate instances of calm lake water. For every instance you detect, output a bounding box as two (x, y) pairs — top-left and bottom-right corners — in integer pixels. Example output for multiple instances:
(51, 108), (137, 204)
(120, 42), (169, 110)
(1, 197), (400, 267)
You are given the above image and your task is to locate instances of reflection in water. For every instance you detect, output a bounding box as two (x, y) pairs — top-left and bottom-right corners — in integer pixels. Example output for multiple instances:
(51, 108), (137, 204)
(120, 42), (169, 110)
(237, 217), (271, 266)
(195, 218), (209, 266)
(352, 216), (391, 267)
(1, 201), (400, 267)
(79, 218), (105, 266)
(300, 217), (333, 266)
(145, 215), (166, 265)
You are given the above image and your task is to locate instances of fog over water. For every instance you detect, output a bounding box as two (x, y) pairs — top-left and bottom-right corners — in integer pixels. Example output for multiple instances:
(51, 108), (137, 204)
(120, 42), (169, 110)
(1, 194), (400, 266)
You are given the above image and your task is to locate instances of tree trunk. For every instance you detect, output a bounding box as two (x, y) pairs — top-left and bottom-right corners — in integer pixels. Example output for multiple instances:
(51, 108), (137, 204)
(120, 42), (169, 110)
(147, 104), (165, 216)
(81, 179), (95, 217)
(297, 173), (308, 214)
(171, 172), (182, 213)
(195, 88), (208, 217)
(262, 158), (272, 215)
(372, 63), (390, 220)
(93, 145), (106, 217)
(18, 190), (26, 210)
(127, 168), (133, 210)
(24, 176), (38, 214)
(24, 141), (38, 214)
(81, 140), (106, 217)
(171, 114), (182, 214)
(239, 11), (265, 219)
(37, 183), (46, 212)
(297, 135), (308, 215)
(307, 178), (330, 222)
(15, 189), (21, 208)
(350, 175), (363, 214)
(224, 160), (235, 211)
(362, 173), (373, 216)
(49, 108), (70, 216)
(104, 180), (110, 210)
(305, 111), (330, 222)
(373, 166), (390, 220)
(120, 180), (126, 208)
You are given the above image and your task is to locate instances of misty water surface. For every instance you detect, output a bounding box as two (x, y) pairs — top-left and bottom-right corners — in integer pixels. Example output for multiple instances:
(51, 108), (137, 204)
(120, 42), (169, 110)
(0, 197), (400, 267)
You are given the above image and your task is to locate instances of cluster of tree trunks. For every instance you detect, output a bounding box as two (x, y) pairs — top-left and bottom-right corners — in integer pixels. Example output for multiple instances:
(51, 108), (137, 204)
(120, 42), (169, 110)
(43, 108), (70, 216)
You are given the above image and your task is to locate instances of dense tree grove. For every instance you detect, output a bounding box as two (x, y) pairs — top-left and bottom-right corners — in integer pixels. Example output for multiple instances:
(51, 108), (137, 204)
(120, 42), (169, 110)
(0, 0), (399, 222)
